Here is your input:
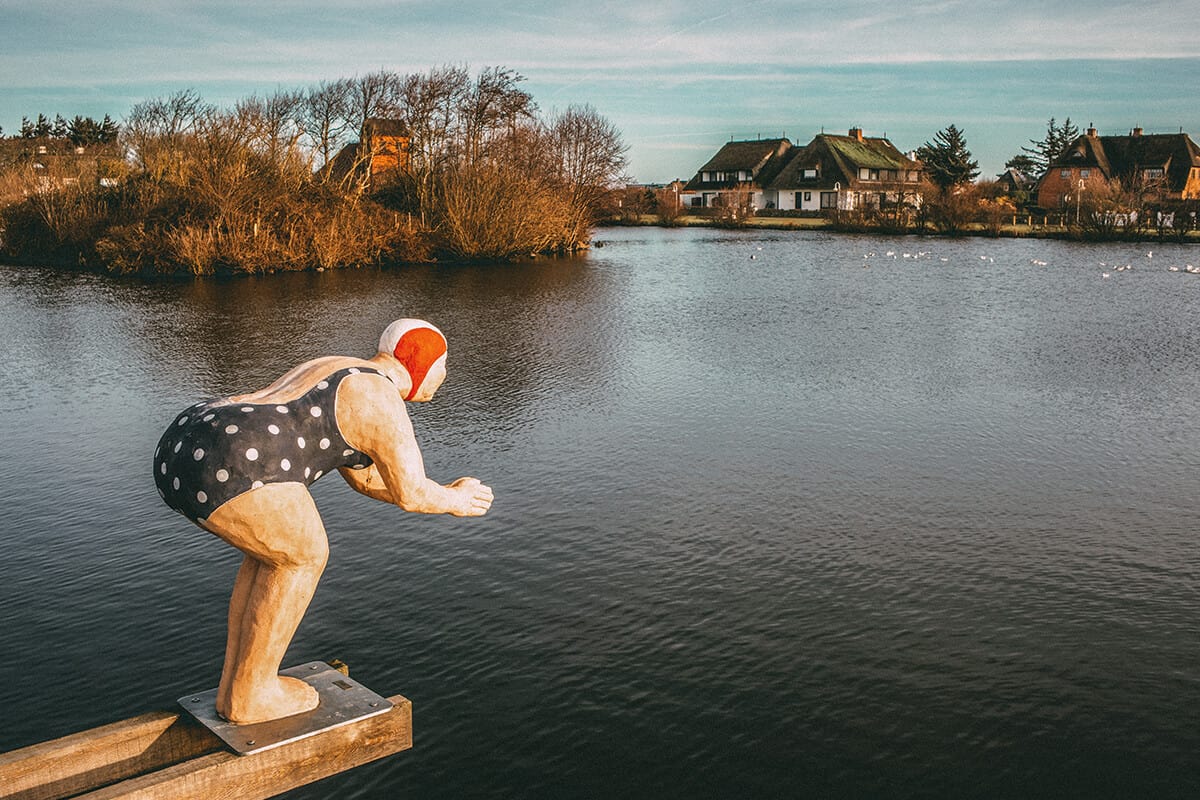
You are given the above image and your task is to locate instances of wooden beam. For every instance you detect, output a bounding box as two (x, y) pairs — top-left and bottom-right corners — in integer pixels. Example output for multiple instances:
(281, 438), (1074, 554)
(0, 694), (411, 800)
(0, 712), (219, 800)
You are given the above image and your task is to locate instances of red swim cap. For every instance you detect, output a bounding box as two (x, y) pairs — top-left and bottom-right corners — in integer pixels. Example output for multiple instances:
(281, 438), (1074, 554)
(378, 319), (447, 400)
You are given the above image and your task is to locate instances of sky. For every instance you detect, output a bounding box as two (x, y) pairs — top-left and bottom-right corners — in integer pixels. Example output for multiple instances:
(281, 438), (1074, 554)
(3, 0), (1200, 183)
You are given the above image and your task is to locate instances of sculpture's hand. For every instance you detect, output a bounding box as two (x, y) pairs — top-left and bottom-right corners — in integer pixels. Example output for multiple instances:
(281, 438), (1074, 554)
(446, 477), (494, 516)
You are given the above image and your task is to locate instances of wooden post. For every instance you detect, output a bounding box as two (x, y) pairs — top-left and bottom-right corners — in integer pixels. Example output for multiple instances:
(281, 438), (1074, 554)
(0, 686), (410, 800)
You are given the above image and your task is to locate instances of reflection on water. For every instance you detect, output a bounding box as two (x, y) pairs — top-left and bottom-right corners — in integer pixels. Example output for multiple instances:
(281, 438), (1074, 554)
(1, 228), (1198, 799)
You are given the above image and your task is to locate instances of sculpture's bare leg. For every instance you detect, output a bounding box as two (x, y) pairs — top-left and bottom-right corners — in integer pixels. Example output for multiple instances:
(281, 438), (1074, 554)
(216, 556), (259, 712)
(204, 483), (328, 724)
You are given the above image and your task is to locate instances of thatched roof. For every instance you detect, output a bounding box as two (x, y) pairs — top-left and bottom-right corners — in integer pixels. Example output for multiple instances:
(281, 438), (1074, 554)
(683, 138), (793, 190)
(363, 118), (408, 138)
(1053, 130), (1200, 191)
(770, 132), (919, 190)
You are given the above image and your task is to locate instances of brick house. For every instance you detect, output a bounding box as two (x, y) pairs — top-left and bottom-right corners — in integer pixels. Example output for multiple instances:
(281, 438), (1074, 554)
(325, 118), (411, 188)
(1036, 127), (1200, 210)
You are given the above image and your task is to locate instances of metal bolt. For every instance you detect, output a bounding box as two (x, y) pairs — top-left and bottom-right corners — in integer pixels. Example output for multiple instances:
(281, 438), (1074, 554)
(191, 697), (201, 703)
(246, 740), (256, 746)
(369, 702), (379, 708)
(310, 664), (320, 670)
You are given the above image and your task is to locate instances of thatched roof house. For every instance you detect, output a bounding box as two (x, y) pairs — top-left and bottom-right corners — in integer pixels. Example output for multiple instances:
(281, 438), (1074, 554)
(1036, 126), (1200, 208)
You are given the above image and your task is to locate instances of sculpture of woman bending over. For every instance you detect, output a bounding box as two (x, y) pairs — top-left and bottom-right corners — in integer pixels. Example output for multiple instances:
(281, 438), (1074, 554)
(154, 319), (493, 724)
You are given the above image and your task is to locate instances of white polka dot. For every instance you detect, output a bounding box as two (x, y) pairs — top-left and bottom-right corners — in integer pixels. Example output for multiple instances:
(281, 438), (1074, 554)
(196, 491), (207, 503)
(225, 424), (239, 434)
(352, 463), (366, 470)
(155, 445), (161, 458)
(304, 467), (311, 478)
(160, 462), (167, 475)
(216, 469), (229, 482)
(193, 448), (205, 461)
(171, 441), (180, 453)
(310, 407), (322, 417)
(317, 380), (329, 390)
(173, 477), (180, 490)
(276, 405), (289, 413)
(297, 436), (306, 448)
(319, 438), (331, 449)
(251, 480), (264, 489)
(245, 448), (259, 461)
(203, 413), (215, 422)
(176, 416), (189, 426)
(281, 458), (291, 471)
(349, 367), (360, 374)
(313, 471), (323, 480)
(241, 406), (254, 412)
(268, 424), (280, 435)
(342, 449), (354, 457)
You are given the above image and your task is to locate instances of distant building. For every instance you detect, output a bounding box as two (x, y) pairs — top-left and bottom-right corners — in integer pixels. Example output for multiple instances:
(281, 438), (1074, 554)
(679, 138), (793, 209)
(996, 167), (1033, 195)
(325, 118), (411, 189)
(1036, 126), (1200, 209)
(769, 128), (922, 212)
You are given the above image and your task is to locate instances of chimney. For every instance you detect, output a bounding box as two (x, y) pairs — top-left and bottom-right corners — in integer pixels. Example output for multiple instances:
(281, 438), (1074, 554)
(849, 127), (864, 142)
(1132, 127), (1143, 137)
(1086, 126), (1097, 137)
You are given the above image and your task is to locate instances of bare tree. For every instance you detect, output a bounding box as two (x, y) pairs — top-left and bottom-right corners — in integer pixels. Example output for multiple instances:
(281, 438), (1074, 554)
(546, 104), (628, 245)
(123, 89), (208, 182)
(298, 79), (354, 177)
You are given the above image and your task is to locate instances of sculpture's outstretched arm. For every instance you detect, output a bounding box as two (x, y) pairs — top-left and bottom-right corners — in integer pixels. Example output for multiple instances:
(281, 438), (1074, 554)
(336, 373), (493, 517)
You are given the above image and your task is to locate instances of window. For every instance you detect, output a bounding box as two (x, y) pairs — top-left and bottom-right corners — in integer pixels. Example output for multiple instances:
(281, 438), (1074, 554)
(804, 192), (812, 201)
(820, 191), (837, 209)
(1061, 169), (1072, 178)
(802, 168), (818, 180)
(1080, 169), (1091, 178)
(906, 171), (918, 182)
(1144, 167), (1164, 179)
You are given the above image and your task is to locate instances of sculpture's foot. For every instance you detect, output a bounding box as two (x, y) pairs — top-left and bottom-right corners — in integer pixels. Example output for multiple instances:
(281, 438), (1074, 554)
(218, 675), (320, 725)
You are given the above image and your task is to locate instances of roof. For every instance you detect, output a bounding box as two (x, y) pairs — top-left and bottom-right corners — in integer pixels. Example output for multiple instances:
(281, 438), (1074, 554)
(769, 133), (919, 190)
(363, 118), (409, 138)
(1052, 131), (1200, 190)
(683, 138), (793, 190)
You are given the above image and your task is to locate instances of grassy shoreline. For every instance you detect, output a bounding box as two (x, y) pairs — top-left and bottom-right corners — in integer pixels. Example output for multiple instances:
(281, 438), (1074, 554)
(602, 214), (1200, 242)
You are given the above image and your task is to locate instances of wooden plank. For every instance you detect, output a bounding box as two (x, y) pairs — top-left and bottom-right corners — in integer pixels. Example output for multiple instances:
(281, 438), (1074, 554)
(0, 712), (221, 800)
(74, 695), (411, 800)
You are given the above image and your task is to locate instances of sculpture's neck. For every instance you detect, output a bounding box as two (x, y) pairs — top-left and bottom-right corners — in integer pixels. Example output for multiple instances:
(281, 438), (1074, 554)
(367, 351), (414, 398)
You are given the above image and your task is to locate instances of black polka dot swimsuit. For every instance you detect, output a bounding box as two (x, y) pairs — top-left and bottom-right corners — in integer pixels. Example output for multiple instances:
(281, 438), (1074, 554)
(154, 367), (391, 524)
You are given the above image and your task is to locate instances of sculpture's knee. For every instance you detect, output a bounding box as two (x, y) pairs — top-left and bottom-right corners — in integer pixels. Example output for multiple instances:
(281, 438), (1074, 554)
(295, 537), (329, 573)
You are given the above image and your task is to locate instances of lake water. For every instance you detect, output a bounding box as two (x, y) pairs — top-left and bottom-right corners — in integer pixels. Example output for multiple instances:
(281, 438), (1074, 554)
(1, 227), (1198, 798)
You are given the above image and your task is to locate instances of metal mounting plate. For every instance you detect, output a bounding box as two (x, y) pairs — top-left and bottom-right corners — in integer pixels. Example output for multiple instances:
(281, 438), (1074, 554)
(178, 661), (394, 755)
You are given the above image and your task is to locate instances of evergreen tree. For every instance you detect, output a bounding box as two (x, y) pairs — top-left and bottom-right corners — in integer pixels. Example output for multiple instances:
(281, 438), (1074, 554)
(20, 116), (34, 138)
(1004, 154), (1038, 175)
(99, 114), (120, 143)
(1019, 117), (1080, 177)
(33, 113), (51, 138)
(52, 114), (68, 138)
(916, 124), (979, 188)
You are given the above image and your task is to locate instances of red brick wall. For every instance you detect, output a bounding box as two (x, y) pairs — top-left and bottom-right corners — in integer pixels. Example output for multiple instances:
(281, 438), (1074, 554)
(1037, 167), (1101, 209)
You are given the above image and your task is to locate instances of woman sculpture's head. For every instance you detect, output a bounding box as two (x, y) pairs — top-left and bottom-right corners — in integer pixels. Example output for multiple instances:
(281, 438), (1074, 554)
(378, 319), (448, 401)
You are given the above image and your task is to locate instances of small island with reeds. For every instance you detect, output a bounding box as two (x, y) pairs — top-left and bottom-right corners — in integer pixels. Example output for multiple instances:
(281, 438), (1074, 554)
(0, 66), (627, 275)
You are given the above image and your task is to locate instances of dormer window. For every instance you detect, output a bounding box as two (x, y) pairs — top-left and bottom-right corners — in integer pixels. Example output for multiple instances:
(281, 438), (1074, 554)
(802, 168), (818, 180)
(1143, 167), (1164, 179)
